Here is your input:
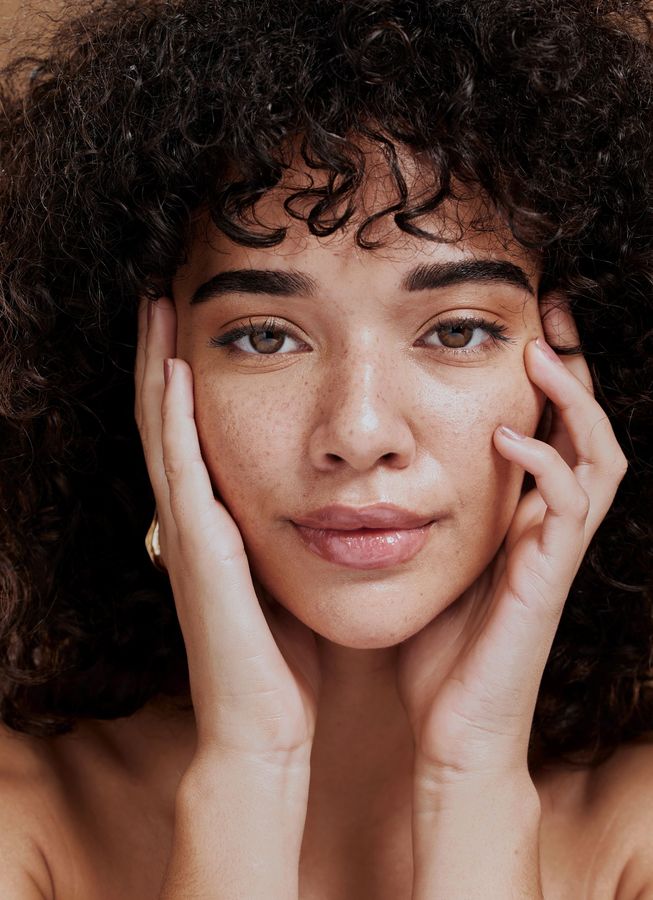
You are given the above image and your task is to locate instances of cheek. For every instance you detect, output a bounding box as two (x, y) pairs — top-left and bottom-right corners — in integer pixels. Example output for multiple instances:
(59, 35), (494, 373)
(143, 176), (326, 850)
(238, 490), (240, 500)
(436, 370), (543, 573)
(185, 358), (545, 644)
(192, 373), (302, 521)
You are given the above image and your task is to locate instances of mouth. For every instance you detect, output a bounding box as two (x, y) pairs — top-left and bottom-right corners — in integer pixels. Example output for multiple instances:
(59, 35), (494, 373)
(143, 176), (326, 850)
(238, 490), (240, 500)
(292, 521), (436, 570)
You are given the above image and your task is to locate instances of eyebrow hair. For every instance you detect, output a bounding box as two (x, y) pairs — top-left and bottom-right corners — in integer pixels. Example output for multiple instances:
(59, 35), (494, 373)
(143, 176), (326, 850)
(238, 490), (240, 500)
(190, 269), (318, 304)
(189, 258), (535, 305)
(401, 260), (535, 295)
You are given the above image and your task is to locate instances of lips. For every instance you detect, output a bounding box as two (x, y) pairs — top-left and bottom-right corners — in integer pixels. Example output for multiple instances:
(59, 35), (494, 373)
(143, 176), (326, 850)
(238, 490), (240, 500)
(291, 504), (438, 570)
(292, 503), (435, 531)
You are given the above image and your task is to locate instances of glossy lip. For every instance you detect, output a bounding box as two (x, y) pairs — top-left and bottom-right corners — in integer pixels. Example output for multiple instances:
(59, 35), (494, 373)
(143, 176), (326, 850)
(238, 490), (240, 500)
(291, 504), (440, 570)
(292, 520), (436, 569)
(292, 503), (435, 531)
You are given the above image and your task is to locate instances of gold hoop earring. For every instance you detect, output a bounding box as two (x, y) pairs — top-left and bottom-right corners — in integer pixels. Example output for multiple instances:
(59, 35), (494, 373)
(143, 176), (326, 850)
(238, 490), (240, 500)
(145, 509), (167, 573)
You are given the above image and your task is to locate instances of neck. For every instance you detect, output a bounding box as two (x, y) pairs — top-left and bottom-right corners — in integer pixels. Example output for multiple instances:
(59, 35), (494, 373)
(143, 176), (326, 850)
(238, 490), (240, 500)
(308, 634), (415, 810)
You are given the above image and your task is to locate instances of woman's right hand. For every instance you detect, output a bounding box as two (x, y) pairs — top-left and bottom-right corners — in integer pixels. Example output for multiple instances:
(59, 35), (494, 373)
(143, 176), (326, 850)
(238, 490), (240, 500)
(134, 296), (321, 769)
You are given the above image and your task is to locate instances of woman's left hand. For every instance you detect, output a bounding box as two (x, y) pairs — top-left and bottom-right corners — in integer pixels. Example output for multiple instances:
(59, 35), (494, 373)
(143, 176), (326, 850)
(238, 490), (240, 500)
(396, 298), (628, 785)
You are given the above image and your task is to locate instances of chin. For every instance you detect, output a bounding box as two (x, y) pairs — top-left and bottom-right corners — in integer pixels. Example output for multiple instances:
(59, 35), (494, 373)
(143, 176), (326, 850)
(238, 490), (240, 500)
(310, 624), (412, 650)
(275, 585), (443, 648)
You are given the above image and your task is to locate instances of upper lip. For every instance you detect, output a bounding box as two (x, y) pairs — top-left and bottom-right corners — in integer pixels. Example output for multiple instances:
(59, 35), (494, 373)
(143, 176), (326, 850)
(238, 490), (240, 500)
(292, 503), (436, 530)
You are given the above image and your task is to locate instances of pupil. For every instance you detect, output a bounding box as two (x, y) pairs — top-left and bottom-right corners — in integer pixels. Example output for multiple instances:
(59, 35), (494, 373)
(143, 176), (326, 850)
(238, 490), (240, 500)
(251, 329), (284, 353)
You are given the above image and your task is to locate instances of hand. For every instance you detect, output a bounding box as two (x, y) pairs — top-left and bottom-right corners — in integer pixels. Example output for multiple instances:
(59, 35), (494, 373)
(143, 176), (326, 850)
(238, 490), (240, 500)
(134, 296), (321, 765)
(396, 298), (628, 785)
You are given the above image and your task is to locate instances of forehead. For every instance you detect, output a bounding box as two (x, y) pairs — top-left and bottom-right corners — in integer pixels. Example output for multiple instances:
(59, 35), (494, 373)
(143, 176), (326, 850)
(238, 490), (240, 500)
(178, 141), (541, 287)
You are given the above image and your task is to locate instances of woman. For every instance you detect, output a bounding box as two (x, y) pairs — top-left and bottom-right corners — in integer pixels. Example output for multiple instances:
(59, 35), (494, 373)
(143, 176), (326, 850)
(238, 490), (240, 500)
(0, 0), (651, 897)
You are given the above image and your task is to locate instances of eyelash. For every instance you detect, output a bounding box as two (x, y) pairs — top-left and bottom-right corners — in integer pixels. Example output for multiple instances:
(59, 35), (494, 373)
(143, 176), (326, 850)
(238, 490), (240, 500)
(209, 315), (515, 358)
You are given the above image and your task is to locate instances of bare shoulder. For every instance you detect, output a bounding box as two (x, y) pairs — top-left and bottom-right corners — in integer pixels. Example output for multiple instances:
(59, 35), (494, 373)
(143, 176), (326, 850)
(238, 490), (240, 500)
(0, 703), (189, 900)
(593, 735), (653, 900)
(0, 721), (71, 899)
(538, 734), (653, 900)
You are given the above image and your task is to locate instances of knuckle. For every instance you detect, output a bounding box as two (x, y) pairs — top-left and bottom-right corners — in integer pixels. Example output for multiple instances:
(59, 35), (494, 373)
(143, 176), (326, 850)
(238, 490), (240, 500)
(538, 442), (562, 469)
(568, 487), (591, 521)
(163, 452), (201, 482)
(163, 457), (186, 481)
(608, 452), (629, 480)
(543, 441), (560, 462)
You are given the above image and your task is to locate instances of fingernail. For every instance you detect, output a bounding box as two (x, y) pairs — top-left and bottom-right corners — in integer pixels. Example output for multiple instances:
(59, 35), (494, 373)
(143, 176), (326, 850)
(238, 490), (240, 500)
(498, 424), (526, 441)
(164, 358), (174, 384)
(535, 337), (565, 367)
(147, 300), (156, 325)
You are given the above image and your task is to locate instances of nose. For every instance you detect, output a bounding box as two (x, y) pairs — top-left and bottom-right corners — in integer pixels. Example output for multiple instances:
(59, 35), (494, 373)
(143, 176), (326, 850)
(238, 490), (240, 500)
(307, 346), (417, 472)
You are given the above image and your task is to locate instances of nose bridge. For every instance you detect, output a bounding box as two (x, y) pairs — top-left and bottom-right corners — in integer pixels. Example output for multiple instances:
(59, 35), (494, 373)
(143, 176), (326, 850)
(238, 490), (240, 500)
(328, 324), (394, 409)
(309, 331), (416, 470)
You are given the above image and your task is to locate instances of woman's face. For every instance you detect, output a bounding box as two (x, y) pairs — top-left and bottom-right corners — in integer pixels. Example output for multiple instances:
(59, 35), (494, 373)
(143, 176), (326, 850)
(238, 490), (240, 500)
(172, 184), (546, 649)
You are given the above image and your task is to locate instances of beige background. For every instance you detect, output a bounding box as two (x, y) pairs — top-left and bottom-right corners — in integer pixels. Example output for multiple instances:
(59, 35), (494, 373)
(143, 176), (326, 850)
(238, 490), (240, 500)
(1, 0), (22, 14)
(0, 0), (61, 63)
(0, 0), (23, 22)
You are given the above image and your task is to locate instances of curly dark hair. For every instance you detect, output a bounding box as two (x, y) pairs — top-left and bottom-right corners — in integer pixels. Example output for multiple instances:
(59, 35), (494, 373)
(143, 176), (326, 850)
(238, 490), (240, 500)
(0, 0), (651, 776)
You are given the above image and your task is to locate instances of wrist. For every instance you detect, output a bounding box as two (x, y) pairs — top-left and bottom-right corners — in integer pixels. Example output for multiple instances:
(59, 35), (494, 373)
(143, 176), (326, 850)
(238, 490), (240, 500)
(165, 754), (309, 900)
(411, 768), (543, 900)
(412, 757), (541, 816)
(181, 745), (312, 806)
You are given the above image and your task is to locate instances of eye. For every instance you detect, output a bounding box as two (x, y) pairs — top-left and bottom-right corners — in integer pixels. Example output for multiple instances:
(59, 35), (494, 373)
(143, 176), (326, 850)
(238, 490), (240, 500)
(209, 317), (306, 355)
(420, 315), (512, 355)
(210, 314), (514, 359)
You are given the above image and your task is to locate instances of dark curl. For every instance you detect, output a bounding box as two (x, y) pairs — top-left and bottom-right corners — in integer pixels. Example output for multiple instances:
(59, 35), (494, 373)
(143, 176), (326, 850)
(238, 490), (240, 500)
(0, 0), (651, 776)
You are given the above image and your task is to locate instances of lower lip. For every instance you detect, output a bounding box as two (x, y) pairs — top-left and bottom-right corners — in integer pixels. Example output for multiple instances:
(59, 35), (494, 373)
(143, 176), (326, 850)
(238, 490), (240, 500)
(292, 522), (435, 570)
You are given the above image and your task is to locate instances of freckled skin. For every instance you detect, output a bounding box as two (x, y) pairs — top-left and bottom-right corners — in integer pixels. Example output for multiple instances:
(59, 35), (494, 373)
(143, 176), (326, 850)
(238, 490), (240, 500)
(173, 186), (545, 652)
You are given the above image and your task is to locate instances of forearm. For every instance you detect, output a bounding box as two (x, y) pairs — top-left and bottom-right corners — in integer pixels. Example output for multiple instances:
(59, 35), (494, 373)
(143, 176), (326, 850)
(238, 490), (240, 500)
(411, 766), (543, 900)
(160, 752), (310, 900)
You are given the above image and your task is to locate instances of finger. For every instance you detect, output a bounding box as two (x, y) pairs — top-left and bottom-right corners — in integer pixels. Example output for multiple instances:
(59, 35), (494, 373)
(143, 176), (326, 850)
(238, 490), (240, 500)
(134, 295), (149, 421)
(462, 429), (591, 725)
(140, 297), (177, 513)
(494, 426), (590, 571)
(534, 293), (589, 458)
(524, 338), (628, 527)
(161, 356), (253, 563)
(159, 359), (299, 735)
(539, 292), (594, 394)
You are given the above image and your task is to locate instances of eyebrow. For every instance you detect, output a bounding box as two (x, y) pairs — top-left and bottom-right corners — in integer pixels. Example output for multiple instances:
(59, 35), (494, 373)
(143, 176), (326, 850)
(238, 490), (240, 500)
(190, 269), (317, 304)
(403, 260), (535, 296)
(189, 259), (535, 305)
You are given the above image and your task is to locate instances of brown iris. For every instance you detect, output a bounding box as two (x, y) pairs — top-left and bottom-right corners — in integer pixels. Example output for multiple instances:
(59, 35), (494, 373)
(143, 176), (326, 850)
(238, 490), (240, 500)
(249, 329), (285, 353)
(438, 324), (475, 348)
